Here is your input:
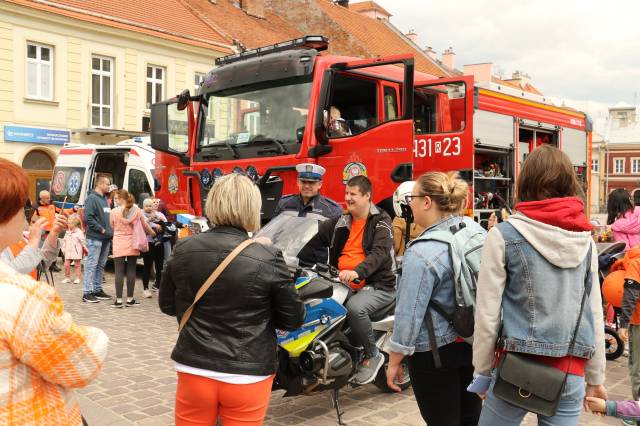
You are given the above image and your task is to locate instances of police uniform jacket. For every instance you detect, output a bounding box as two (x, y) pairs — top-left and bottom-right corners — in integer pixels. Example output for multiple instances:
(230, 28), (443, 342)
(274, 194), (343, 219)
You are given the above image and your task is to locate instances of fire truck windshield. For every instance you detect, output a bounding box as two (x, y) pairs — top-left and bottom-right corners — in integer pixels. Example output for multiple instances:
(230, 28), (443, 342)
(198, 77), (312, 159)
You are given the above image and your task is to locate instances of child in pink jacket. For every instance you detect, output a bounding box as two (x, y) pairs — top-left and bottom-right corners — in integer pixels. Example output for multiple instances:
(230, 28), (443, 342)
(61, 216), (87, 284)
(608, 188), (640, 251)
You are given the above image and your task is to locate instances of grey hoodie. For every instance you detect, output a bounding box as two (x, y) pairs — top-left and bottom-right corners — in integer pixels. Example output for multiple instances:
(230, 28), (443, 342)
(473, 213), (605, 385)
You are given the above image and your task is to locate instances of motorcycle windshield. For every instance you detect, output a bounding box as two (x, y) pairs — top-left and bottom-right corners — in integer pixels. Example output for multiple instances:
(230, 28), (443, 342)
(255, 212), (326, 266)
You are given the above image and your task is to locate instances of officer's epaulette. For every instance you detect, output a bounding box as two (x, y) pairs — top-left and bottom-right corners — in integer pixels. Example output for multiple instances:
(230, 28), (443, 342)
(319, 196), (341, 208)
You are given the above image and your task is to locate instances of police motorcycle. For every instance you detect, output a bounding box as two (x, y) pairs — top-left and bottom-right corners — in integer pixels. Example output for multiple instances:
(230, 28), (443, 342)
(255, 212), (410, 425)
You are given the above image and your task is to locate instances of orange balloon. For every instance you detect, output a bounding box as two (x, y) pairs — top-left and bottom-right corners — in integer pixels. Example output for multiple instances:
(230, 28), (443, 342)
(602, 270), (626, 308)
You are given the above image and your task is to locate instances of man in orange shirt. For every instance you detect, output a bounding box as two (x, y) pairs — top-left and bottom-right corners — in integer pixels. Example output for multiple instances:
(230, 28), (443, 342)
(301, 176), (396, 385)
(37, 190), (57, 230)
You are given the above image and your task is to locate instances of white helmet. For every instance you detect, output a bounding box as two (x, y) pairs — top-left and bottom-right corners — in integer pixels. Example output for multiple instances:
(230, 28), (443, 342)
(393, 181), (416, 217)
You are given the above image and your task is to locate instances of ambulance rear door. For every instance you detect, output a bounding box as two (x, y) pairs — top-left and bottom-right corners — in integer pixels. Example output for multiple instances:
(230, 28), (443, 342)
(51, 146), (96, 209)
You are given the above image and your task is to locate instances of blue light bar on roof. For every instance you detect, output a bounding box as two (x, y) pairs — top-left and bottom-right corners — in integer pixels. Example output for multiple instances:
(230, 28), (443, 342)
(215, 35), (328, 66)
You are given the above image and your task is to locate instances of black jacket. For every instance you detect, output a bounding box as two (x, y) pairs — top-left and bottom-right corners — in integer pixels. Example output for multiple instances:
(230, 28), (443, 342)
(159, 226), (305, 376)
(301, 204), (396, 292)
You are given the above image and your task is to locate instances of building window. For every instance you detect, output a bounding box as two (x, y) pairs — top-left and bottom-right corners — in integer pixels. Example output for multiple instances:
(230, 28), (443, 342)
(194, 72), (206, 93)
(91, 56), (113, 128)
(146, 65), (165, 109)
(614, 158), (625, 174)
(633, 159), (640, 174)
(26, 42), (53, 100)
(591, 158), (599, 173)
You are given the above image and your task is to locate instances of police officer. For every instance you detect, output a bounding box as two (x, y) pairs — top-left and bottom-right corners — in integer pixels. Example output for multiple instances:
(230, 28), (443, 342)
(274, 163), (342, 219)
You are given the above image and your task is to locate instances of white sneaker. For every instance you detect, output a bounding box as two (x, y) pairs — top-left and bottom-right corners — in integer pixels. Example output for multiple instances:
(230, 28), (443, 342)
(61, 278), (71, 284)
(73, 278), (80, 284)
(143, 290), (152, 298)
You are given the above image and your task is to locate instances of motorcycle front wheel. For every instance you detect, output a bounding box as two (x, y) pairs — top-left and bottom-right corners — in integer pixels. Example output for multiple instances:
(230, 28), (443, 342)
(374, 354), (411, 393)
(605, 326), (624, 361)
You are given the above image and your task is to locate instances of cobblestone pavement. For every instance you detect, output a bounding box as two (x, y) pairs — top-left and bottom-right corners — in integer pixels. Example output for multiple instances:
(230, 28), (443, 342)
(53, 267), (627, 426)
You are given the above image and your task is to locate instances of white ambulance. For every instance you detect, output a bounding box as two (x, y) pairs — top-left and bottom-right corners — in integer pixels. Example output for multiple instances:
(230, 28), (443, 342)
(50, 137), (156, 209)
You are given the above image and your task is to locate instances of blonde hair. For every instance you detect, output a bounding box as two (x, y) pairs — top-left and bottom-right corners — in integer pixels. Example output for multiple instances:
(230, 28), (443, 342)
(68, 215), (81, 228)
(415, 171), (468, 215)
(205, 173), (261, 232)
(143, 198), (155, 207)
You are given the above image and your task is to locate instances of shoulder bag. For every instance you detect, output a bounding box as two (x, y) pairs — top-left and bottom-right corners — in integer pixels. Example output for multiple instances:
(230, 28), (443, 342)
(178, 239), (254, 333)
(131, 209), (149, 253)
(492, 247), (592, 417)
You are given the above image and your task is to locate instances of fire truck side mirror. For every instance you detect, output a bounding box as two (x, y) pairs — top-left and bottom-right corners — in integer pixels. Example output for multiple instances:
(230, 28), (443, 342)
(150, 101), (170, 153)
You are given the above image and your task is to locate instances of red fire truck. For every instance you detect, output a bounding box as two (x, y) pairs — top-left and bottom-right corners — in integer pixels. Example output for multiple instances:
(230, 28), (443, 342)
(150, 36), (591, 228)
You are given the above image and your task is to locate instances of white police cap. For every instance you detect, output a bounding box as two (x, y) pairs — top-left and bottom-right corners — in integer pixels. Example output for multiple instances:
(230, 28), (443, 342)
(296, 163), (326, 181)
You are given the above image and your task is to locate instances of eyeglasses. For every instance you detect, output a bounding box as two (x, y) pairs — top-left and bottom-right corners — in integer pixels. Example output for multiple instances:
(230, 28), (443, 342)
(404, 195), (426, 204)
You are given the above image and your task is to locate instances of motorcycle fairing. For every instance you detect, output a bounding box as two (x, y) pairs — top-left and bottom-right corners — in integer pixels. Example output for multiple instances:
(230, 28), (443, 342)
(277, 297), (347, 357)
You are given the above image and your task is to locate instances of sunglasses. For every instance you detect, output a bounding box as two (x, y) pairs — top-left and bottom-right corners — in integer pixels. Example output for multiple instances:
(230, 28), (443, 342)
(404, 195), (427, 204)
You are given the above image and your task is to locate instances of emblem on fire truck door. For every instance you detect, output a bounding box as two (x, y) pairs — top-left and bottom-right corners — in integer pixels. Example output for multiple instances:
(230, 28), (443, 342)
(168, 173), (179, 194)
(342, 162), (368, 184)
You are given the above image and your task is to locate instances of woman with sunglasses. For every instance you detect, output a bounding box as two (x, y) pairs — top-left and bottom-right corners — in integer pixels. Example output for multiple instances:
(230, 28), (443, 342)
(385, 171), (485, 426)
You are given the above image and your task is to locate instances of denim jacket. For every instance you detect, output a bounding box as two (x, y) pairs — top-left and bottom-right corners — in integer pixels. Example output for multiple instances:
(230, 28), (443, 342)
(473, 213), (606, 385)
(389, 216), (484, 355)
(498, 222), (596, 357)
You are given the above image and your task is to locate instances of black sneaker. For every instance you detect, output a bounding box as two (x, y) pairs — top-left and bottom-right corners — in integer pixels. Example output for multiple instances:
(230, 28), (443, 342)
(126, 299), (140, 307)
(152, 285), (159, 292)
(82, 294), (99, 303)
(111, 300), (124, 308)
(93, 290), (112, 300)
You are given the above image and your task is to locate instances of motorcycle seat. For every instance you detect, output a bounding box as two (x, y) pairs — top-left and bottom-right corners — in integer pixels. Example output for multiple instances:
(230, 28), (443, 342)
(370, 299), (396, 322)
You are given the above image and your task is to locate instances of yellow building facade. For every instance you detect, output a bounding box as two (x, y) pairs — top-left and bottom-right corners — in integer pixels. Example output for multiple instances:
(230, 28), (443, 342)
(0, 0), (230, 200)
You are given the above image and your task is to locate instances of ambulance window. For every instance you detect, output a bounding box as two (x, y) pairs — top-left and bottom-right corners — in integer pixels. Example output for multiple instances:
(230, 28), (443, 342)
(328, 74), (377, 138)
(383, 86), (398, 121)
(128, 169), (152, 207)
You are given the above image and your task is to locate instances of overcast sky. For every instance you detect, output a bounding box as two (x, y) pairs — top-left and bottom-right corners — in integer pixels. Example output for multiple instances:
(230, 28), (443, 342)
(373, 0), (640, 128)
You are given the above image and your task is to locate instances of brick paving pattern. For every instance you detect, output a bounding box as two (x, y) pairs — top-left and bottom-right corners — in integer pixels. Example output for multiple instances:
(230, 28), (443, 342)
(52, 267), (627, 425)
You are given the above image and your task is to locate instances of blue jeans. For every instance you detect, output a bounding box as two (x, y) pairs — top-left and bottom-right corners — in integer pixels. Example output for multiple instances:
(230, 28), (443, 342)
(83, 239), (111, 295)
(479, 372), (585, 426)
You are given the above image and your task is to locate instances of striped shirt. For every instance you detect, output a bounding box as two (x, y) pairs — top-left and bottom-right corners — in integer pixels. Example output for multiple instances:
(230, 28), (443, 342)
(0, 261), (108, 425)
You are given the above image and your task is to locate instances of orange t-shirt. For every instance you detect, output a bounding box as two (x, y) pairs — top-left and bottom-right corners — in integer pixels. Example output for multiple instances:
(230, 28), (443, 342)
(338, 219), (367, 289)
(37, 204), (56, 232)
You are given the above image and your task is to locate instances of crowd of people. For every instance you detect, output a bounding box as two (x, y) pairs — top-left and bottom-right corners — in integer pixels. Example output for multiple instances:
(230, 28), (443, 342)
(4, 145), (640, 426)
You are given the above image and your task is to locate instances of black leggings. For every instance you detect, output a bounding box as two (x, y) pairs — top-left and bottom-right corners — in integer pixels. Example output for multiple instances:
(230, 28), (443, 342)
(142, 243), (164, 290)
(113, 256), (137, 299)
(408, 342), (482, 426)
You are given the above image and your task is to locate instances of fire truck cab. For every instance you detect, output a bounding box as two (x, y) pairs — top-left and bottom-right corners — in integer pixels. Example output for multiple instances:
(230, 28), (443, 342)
(150, 35), (590, 227)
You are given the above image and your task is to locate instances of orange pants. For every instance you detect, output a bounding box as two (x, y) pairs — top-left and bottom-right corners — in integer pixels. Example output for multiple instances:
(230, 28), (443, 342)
(175, 372), (274, 426)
